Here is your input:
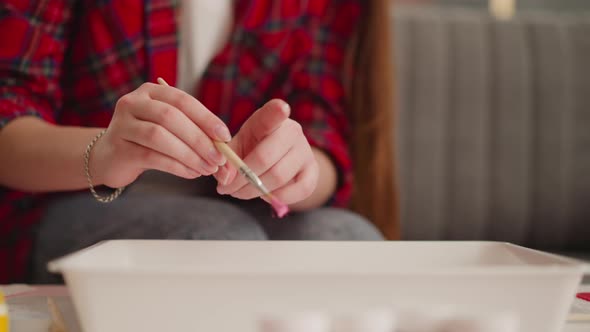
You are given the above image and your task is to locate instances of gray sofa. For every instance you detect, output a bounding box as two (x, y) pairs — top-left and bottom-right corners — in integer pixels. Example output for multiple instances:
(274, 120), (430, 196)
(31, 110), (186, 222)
(392, 6), (590, 251)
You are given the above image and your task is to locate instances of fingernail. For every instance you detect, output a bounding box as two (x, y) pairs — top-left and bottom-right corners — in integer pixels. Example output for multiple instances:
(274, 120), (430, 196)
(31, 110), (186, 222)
(208, 147), (226, 165)
(215, 171), (224, 184)
(222, 169), (231, 185)
(217, 185), (226, 195)
(215, 167), (227, 185)
(280, 100), (291, 114)
(215, 124), (232, 142)
(201, 161), (217, 175)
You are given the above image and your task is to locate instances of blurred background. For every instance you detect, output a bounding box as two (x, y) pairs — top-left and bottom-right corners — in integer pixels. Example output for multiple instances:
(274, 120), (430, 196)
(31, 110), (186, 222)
(389, 0), (590, 257)
(395, 0), (590, 11)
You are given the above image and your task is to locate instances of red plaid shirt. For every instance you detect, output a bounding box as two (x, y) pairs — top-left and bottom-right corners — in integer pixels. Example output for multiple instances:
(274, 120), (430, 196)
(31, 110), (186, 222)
(0, 0), (360, 282)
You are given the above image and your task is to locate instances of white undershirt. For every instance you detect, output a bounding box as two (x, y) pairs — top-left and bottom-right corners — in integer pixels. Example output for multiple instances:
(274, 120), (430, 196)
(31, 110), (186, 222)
(130, 1), (233, 194)
(177, 0), (233, 93)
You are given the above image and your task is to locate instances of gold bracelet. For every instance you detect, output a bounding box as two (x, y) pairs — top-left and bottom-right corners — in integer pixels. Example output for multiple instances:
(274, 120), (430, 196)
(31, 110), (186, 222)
(83, 129), (125, 203)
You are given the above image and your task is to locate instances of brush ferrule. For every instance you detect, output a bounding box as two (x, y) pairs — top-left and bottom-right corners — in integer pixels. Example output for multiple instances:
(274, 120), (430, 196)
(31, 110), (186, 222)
(240, 167), (270, 195)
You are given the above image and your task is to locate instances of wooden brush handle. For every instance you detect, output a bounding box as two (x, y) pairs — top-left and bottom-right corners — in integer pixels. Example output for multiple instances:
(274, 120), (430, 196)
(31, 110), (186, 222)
(157, 78), (247, 173)
(157, 78), (241, 166)
(214, 141), (247, 170)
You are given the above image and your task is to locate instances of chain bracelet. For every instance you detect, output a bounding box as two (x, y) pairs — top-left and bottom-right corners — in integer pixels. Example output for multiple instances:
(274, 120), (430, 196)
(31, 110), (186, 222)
(83, 129), (124, 203)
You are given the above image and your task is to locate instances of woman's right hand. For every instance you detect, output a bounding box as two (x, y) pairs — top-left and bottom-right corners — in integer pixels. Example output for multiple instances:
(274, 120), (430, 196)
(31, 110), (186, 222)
(90, 82), (231, 188)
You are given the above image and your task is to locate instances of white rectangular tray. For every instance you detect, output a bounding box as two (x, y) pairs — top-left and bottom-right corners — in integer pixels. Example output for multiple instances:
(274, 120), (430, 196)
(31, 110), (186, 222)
(49, 240), (584, 332)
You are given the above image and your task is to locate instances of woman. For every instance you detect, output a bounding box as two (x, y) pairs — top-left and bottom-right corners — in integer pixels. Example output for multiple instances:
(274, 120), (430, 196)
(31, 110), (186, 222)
(0, 0), (397, 283)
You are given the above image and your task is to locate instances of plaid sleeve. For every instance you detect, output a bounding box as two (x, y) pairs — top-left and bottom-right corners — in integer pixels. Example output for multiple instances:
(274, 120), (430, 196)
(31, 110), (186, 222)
(284, 1), (361, 207)
(0, 0), (72, 129)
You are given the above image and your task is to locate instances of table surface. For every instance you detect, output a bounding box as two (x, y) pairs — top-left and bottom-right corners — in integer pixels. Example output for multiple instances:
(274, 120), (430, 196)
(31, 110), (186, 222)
(2, 284), (589, 332)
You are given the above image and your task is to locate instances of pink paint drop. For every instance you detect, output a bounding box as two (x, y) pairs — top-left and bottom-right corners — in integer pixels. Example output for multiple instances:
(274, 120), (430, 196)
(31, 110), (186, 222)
(269, 195), (289, 218)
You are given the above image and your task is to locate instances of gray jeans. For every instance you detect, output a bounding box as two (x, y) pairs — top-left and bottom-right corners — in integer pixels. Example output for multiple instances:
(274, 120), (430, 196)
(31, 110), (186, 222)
(32, 175), (382, 283)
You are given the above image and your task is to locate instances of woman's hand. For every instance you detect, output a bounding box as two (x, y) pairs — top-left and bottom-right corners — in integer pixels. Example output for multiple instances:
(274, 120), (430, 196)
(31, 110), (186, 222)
(92, 83), (231, 188)
(215, 99), (319, 205)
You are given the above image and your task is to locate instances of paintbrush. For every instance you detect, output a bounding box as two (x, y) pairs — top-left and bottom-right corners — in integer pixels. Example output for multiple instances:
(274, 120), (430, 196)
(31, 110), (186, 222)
(156, 77), (289, 217)
(212, 141), (289, 217)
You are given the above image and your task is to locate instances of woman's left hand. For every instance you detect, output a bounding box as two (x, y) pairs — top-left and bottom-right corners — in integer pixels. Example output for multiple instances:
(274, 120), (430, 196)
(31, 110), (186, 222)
(214, 99), (319, 205)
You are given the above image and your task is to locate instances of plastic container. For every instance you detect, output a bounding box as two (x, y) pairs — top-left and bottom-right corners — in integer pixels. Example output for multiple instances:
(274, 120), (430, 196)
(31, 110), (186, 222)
(331, 309), (396, 332)
(258, 312), (330, 332)
(439, 311), (519, 332)
(48, 240), (584, 332)
(395, 307), (454, 332)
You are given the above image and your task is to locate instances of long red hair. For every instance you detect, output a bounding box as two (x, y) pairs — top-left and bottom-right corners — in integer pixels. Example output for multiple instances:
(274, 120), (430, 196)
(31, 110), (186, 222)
(347, 0), (399, 240)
